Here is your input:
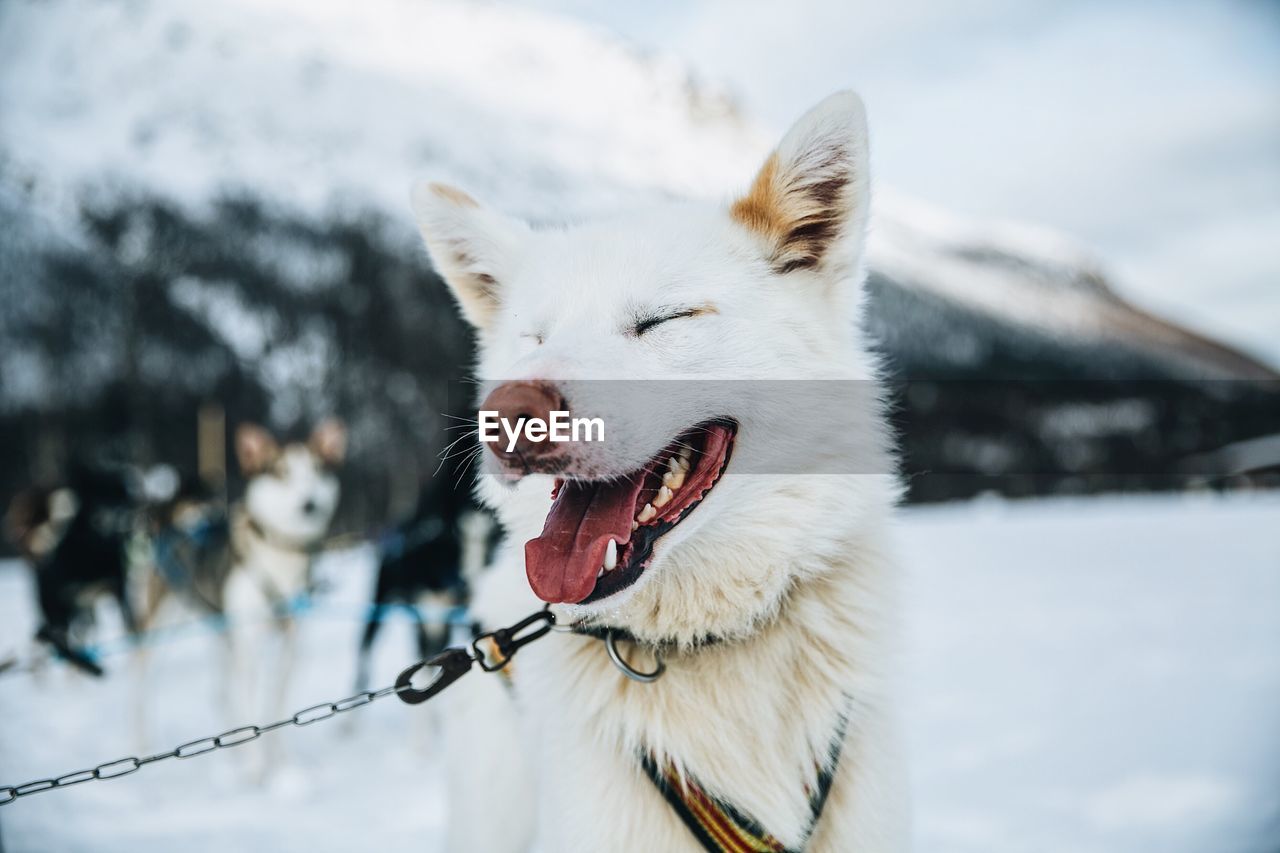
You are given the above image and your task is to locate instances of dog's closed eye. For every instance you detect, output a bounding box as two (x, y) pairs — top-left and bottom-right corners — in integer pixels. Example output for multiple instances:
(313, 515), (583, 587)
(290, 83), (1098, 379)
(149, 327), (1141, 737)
(632, 305), (716, 337)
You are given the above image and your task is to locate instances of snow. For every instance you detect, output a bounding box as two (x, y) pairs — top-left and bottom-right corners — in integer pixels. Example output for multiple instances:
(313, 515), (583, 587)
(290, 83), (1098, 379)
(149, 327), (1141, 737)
(900, 494), (1280, 853)
(2, 493), (1278, 851)
(0, 544), (451, 853)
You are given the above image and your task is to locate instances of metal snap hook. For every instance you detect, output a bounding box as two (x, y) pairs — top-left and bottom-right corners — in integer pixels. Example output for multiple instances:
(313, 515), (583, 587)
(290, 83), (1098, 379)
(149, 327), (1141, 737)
(604, 630), (665, 683)
(395, 648), (473, 704)
(471, 609), (556, 672)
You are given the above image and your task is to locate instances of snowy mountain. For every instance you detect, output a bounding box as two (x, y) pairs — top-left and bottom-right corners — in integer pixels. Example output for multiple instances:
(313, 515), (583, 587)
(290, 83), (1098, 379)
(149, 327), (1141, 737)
(1, 0), (1276, 510)
(0, 0), (752, 222)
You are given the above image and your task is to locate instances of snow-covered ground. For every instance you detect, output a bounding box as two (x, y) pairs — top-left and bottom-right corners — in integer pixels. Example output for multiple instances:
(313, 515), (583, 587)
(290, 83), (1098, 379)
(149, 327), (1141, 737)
(1, 492), (1277, 852)
(901, 494), (1280, 853)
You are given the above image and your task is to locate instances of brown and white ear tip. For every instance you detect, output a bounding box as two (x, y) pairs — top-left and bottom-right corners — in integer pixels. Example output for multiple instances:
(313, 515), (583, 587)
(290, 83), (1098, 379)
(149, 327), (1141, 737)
(310, 419), (348, 467)
(801, 90), (867, 138)
(780, 91), (868, 157)
(731, 90), (870, 276)
(410, 179), (480, 218)
(407, 179), (529, 331)
(235, 423), (279, 475)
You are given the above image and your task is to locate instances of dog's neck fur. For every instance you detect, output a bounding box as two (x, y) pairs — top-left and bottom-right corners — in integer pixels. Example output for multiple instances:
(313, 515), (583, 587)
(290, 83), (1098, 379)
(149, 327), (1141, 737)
(603, 575), (890, 837)
(476, 481), (901, 849)
(231, 504), (314, 598)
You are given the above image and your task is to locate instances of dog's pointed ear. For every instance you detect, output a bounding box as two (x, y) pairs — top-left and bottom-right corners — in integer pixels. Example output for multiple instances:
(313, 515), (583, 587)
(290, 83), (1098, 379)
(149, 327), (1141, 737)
(410, 181), (530, 330)
(731, 91), (870, 281)
(309, 418), (347, 468)
(235, 423), (279, 475)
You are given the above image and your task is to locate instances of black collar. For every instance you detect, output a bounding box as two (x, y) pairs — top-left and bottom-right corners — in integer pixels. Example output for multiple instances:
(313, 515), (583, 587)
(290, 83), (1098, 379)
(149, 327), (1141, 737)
(568, 621), (723, 650)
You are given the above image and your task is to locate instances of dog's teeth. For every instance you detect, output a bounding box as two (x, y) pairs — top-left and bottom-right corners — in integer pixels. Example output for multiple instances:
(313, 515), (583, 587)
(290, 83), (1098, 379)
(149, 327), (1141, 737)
(604, 538), (618, 570)
(653, 485), (673, 508)
(662, 469), (685, 490)
(597, 567), (605, 578)
(636, 503), (657, 524)
(631, 520), (639, 532)
(676, 449), (692, 469)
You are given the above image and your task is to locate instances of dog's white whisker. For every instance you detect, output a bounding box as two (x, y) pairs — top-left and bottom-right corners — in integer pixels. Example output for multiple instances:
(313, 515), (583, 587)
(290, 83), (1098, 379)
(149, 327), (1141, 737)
(433, 433), (482, 476)
(451, 450), (483, 490)
(437, 429), (479, 460)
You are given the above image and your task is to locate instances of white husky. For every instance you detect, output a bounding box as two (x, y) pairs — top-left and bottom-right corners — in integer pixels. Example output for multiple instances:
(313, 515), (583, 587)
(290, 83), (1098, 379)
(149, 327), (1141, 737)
(410, 92), (907, 852)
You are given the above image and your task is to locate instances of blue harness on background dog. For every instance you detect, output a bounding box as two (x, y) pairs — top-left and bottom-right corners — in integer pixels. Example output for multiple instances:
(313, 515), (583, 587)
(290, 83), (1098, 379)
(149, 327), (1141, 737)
(151, 513), (229, 609)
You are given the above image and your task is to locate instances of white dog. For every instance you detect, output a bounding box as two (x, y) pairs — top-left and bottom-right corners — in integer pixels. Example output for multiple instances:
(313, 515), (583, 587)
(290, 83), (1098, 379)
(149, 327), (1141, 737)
(410, 92), (907, 851)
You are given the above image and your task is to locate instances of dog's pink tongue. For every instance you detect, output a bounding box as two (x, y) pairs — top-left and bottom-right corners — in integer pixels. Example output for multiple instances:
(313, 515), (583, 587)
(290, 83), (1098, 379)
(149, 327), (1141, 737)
(525, 477), (642, 603)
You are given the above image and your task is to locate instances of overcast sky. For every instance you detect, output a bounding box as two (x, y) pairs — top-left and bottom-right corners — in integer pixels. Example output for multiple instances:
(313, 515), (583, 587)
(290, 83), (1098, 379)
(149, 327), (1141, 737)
(515, 0), (1280, 365)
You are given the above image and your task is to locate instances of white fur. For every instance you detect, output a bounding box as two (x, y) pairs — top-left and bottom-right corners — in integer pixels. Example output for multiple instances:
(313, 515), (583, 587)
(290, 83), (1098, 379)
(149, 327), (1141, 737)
(413, 92), (908, 851)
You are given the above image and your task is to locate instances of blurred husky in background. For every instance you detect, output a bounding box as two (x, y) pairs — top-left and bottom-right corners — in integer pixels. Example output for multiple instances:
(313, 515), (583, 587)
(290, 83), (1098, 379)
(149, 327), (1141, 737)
(354, 476), (499, 694)
(135, 420), (345, 780)
(4, 462), (141, 677)
(411, 91), (907, 851)
(138, 421), (346, 620)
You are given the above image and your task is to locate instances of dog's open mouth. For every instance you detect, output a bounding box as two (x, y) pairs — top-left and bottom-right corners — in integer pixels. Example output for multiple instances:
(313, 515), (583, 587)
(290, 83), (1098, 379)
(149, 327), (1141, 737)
(524, 420), (736, 604)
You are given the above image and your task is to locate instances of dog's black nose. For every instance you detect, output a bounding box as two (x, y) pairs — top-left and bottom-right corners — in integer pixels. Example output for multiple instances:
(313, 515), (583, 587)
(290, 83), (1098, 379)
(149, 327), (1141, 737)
(302, 499), (318, 515)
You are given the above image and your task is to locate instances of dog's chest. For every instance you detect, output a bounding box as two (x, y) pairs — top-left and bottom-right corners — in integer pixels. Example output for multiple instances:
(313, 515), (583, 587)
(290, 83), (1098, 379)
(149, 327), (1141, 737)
(513, 635), (845, 853)
(228, 510), (312, 601)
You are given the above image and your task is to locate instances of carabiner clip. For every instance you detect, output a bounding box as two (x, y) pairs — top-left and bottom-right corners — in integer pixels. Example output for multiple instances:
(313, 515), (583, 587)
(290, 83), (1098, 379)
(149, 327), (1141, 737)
(472, 609), (555, 672)
(395, 647), (474, 705)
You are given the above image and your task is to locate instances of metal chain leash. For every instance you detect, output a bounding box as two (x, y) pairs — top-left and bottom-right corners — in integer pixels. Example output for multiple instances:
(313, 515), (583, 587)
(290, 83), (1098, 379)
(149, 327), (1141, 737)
(0, 598), (476, 683)
(0, 607), (558, 807)
(0, 682), (410, 806)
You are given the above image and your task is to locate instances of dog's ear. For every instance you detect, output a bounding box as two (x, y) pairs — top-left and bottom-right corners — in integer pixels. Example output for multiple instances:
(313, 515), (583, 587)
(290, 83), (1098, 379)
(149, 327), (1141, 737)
(309, 418), (347, 468)
(731, 91), (870, 281)
(235, 423), (279, 476)
(410, 181), (530, 330)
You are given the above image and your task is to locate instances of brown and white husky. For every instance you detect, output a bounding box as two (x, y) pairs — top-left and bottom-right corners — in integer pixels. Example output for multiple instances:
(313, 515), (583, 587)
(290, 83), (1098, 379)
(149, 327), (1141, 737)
(409, 92), (908, 851)
(136, 420), (345, 781)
